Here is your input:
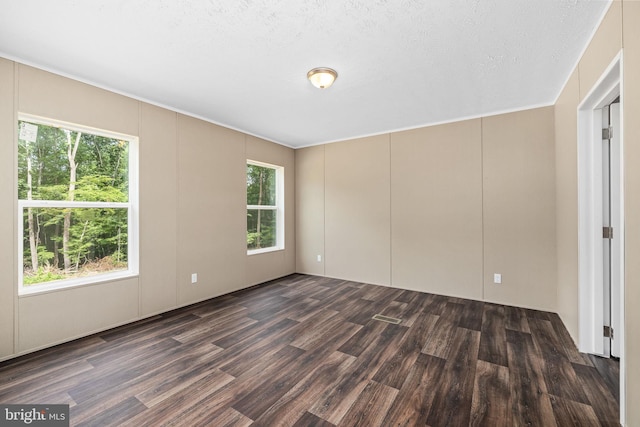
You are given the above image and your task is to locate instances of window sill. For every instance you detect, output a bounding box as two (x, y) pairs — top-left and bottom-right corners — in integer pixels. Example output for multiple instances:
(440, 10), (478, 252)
(247, 246), (285, 256)
(19, 270), (138, 297)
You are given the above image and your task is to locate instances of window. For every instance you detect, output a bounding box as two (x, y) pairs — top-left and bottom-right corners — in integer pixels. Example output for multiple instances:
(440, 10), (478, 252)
(246, 160), (284, 254)
(18, 115), (138, 294)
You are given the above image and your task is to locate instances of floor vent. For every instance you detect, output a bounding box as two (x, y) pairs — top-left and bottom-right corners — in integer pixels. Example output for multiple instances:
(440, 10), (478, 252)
(372, 314), (402, 324)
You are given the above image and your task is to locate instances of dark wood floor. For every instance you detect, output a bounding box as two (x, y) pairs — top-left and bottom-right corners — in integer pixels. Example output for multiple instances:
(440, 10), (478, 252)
(0, 274), (620, 426)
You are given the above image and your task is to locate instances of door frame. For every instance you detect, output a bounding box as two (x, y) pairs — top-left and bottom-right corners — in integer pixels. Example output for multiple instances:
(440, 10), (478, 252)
(609, 101), (622, 359)
(577, 50), (624, 422)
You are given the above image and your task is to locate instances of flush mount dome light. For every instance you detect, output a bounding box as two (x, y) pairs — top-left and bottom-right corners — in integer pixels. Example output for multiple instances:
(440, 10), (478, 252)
(307, 67), (338, 89)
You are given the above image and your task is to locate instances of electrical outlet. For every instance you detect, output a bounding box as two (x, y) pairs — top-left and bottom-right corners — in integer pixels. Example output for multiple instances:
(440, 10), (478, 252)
(191, 273), (198, 284)
(317, 255), (322, 262)
(493, 273), (502, 284)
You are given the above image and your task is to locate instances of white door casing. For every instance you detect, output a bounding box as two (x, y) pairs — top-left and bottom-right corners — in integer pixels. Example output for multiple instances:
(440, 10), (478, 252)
(609, 101), (622, 359)
(577, 50), (624, 424)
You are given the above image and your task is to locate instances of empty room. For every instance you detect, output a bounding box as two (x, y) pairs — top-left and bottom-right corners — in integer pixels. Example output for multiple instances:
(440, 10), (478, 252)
(0, 0), (639, 426)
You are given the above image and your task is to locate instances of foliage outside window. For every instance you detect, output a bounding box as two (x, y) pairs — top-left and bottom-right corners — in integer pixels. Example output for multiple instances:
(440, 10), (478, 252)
(18, 116), (138, 294)
(247, 161), (284, 254)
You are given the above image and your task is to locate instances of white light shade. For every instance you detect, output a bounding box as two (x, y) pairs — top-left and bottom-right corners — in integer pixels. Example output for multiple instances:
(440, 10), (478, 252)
(307, 67), (338, 89)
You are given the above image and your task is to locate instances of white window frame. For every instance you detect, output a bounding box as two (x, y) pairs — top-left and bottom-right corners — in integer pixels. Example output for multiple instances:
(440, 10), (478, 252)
(17, 114), (139, 295)
(246, 160), (284, 255)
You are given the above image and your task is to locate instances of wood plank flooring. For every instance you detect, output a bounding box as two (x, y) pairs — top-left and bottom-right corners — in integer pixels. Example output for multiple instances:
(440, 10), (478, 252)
(0, 274), (620, 426)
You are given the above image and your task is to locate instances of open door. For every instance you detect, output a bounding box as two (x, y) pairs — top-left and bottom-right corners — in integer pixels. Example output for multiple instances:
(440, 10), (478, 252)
(602, 100), (621, 358)
(602, 104), (612, 357)
(577, 51), (624, 423)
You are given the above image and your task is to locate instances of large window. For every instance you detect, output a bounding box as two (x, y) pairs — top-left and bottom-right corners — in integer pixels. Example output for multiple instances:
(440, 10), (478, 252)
(17, 116), (138, 294)
(246, 160), (284, 254)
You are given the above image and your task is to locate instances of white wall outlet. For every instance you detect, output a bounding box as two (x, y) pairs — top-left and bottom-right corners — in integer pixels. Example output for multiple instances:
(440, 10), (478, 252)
(191, 273), (198, 284)
(493, 273), (502, 284)
(317, 255), (322, 262)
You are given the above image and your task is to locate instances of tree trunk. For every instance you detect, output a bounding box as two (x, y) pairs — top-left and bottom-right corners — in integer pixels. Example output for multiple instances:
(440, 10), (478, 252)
(112, 153), (120, 186)
(74, 220), (89, 272)
(63, 211), (71, 272)
(26, 142), (38, 271)
(28, 207), (38, 271)
(37, 147), (44, 186)
(63, 131), (81, 272)
(256, 169), (263, 248)
(116, 226), (121, 263)
(53, 222), (59, 268)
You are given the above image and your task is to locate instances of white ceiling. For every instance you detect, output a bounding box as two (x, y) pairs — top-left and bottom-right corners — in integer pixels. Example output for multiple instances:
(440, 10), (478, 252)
(0, 0), (610, 148)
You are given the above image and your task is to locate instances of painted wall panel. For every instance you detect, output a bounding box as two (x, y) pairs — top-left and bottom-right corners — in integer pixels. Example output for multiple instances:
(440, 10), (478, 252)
(139, 103), (178, 316)
(246, 251), (289, 286)
(390, 120), (483, 299)
(300, 108), (557, 312)
(0, 58), (15, 358)
(554, 70), (580, 341)
(0, 59), (300, 361)
(295, 146), (325, 275)
(13, 64), (143, 357)
(578, 1), (622, 102)
(17, 65), (138, 136)
(245, 135), (296, 285)
(482, 107), (557, 311)
(176, 115), (246, 305)
(325, 135), (391, 286)
(18, 278), (139, 352)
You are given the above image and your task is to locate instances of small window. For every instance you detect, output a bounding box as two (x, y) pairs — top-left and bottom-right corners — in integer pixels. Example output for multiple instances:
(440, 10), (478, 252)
(18, 116), (138, 294)
(246, 160), (284, 254)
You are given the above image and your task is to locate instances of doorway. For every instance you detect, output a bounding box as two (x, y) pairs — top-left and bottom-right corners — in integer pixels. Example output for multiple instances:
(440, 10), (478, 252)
(602, 99), (621, 359)
(577, 51), (624, 423)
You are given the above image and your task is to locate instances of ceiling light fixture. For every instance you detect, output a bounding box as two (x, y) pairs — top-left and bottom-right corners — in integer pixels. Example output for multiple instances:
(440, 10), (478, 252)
(307, 67), (338, 89)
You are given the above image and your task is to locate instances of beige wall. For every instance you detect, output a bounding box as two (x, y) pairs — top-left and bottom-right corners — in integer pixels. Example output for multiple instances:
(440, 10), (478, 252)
(483, 107), (557, 310)
(3, 3), (639, 422)
(17, 65), (140, 136)
(245, 135), (296, 285)
(295, 145), (325, 275)
(325, 135), (391, 286)
(578, 1), (622, 102)
(176, 115), (247, 305)
(554, 0), (623, 338)
(19, 278), (139, 352)
(391, 120), (483, 300)
(623, 0), (640, 423)
(554, 70), (580, 340)
(139, 104), (178, 316)
(296, 107), (557, 310)
(0, 61), (295, 360)
(554, 0), (640, 423)
(0, 58), (15, 358)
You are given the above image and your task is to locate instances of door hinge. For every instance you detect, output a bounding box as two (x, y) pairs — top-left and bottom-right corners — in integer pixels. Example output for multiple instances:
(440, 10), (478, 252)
(604, 325), (614, 340)
(602, 127), (613, 140)
(603, 226), (614, 239)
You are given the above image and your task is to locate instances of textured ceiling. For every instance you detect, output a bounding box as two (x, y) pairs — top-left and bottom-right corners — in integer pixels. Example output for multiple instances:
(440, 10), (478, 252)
(0, 0), (610, 148)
